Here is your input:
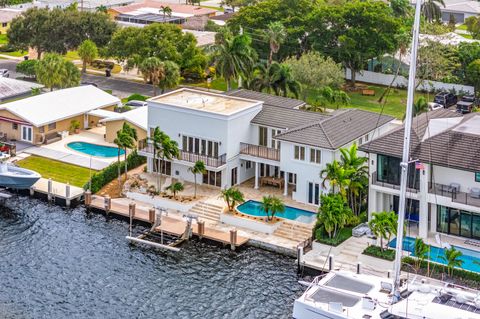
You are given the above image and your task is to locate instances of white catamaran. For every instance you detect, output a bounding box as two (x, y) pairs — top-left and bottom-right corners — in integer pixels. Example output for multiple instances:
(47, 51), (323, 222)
(293, 1), (480, 318)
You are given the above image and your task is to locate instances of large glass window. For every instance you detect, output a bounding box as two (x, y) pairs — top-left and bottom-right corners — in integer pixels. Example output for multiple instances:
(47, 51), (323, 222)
(476, 172), (480, 182)
(393, 196), (419, 222)
(259, 126), (268, 146)
(437, 205), (480, 239)
(377, 154), (419, 189)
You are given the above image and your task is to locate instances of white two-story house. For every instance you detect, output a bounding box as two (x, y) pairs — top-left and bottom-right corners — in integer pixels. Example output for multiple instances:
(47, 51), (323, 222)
(361, 108), (480, 241)
(139, 88), (396, 206)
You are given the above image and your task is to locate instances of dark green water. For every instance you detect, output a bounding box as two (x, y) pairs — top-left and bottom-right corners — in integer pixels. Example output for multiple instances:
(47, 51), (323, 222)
(0, 196), (303, 319)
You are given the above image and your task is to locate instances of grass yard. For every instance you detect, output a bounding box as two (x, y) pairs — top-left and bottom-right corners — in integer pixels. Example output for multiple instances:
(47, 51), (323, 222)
(16, 155), (93, 187)
(0, 34), (8, 45)
(457, 23), (468, 31)
(1, 50), (27, 57)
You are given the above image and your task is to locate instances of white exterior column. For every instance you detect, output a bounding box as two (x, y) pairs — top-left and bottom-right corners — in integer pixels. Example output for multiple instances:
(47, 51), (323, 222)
(368, 188), (377, 220)
(430, 203), (437, 236)
(418, 166), (429, 239)
(283, 173), (288, 196)
(254, 161), (259, 189)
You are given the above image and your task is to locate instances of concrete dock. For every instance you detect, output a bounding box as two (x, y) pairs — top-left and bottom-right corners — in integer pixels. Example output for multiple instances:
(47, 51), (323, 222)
(30, 178), (84, 207)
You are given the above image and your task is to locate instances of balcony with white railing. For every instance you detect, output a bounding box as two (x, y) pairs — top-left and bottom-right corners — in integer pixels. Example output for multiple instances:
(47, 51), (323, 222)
(239, 142), (280, 162)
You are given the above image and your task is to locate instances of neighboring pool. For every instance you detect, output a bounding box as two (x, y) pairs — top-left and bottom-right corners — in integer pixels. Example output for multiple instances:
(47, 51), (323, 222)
(67, 142), (125, 158)
(388, 236), (480, 273)
(236, 200), (317, 224)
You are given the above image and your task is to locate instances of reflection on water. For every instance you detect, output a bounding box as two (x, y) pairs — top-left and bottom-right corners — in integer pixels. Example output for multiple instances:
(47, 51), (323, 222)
(0, 196), (303, 319)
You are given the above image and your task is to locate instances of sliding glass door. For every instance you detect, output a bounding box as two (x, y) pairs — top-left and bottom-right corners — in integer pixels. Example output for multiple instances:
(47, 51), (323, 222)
(437, 205), (480, 239)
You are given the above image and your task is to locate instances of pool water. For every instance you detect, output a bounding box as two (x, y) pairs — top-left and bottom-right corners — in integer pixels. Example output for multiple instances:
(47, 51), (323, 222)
(67, 141), (125, 158)
(388, 236), (480, 273)
(237, 200), (317, 224)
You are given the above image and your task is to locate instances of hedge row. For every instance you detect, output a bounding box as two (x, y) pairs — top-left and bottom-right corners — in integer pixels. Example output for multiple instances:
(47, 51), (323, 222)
(84, 151), (146, 193)
(363, 245), (396, 261)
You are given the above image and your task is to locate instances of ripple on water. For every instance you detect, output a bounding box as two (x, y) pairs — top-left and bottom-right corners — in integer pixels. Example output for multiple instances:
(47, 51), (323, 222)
(0, 196), (304, 319)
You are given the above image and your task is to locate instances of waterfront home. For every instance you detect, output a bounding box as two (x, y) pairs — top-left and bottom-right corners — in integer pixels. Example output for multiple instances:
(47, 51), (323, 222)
(361, 108), (480, 241)
(101, 107), (147, 147)
(138, 88), (395, 206)
(0, 9), (21, 34)
(0, 85), (120, 145)
(0, 77), (43, 103)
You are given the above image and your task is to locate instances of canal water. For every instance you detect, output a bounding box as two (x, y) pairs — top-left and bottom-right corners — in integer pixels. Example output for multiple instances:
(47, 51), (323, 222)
(0, 196), (304, 319)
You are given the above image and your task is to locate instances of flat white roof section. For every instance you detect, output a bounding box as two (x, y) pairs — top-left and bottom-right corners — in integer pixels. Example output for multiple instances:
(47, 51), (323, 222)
(100, 107), (147, 130)
(453, 115), (480, 136)
(0, 85), (121, 127)
(149, 88), (261, 116)
(422, 117), (463, 141)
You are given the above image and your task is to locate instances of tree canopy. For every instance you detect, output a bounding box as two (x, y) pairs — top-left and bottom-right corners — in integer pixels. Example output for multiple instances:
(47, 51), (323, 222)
(8, 7), (116, 58)
(35, 53), (80, 91)
(309, 0), (402, 85)
(107, 23), (207, 79)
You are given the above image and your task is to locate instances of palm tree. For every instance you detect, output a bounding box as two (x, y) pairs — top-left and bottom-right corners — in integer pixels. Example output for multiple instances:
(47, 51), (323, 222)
(320, 160), (354, 197)
(368, 211), (397, 251)
(35, 53), (68, 91)
(114, 131), (128, 186)
(96, 5), (108, 13)
(139, 57), (165, 96)
(220, 187), (245, 211)
(209, 29), (256, 91)
(318, 193), (351, 238)
(159, 135), (179, 192)
(263, 21), (286, 65)
(188, 160), (206, 198)
(150, 127), (167, 191)
(441, 246), (463, 277)
(158, 60), (181, 94)
(267, 196), (285, 221)
(340, 144), (368, 215)
(60, 61), (81, 89)
(166, 182), (184, 199)
(120, 123), (137, 181)
(414, 237), (430, 271)
(274, 63), (301, 98)
(402, 96), (429, 120)
(250, 62), (301, 98)
(78, 39), (98, 74)
(422, 0), (446, 23)
(160, 5), (172, 19)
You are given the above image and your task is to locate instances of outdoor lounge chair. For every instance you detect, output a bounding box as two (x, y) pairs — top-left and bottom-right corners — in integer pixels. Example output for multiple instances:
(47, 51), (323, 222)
(470, 188), (480, 199)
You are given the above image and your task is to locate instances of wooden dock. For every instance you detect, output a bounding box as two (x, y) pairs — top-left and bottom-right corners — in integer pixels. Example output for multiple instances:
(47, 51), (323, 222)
(30, 178), (84, 207)
(88, 194), (249, 248)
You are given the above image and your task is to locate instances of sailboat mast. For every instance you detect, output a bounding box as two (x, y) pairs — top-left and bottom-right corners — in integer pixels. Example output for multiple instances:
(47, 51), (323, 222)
(392, 0), (423, 297)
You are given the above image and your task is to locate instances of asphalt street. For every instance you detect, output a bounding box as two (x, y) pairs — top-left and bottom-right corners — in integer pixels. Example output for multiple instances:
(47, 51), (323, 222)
(0, 59), (155, 98)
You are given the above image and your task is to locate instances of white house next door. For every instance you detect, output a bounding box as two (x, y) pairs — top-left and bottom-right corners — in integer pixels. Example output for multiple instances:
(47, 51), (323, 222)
(21, 125), (33, 143)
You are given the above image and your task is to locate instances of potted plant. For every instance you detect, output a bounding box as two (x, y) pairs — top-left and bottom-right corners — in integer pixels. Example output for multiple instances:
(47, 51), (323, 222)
(70, 120), (80, 134)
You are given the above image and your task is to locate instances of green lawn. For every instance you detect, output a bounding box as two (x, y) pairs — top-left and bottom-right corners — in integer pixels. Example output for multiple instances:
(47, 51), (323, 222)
(0, 34), (8, 45)
(460, 33), (473, 39)
(1, 50), (27, 57)
(16, 155), (93, 187)
(457, 23), (468, 31)
(64, 50), (80, 61)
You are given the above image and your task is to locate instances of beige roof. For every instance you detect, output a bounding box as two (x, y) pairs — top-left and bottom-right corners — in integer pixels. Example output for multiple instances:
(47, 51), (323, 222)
(0, 9), (21, 23)
(148, 88), (261, 116)
(111, 1), (217, 16)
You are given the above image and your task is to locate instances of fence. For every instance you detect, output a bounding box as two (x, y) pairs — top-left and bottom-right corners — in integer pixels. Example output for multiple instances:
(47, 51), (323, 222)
(345, 69), (474, 94)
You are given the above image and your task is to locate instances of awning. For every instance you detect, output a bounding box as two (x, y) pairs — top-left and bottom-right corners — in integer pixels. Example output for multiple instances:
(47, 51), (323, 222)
(0, 115), (31, 126)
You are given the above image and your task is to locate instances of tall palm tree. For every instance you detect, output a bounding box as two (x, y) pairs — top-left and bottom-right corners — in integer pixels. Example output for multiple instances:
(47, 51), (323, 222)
(209, 30), (256, 91)
(160, 5), (172, 19)
(260, 195), (285, 221)
(150, 127), (167, 191)
(220, 187), (245, 211)
(414, 237), (430, 271)
(96, 5), (108, 13)
(188, 160), (206, 198)
(402, 96), (429, 120)
(441, 246), (463, 277)
(159, 135), (179, 192)
(114, 131), (128, 187)
(320, 160), (353, 197)
(120, 123), (137, 181)
(158, 60), (181, 94)
(264, 21), (286, 65)
(250, 62), (301, 98)
(368, 211), (396, 251)
(139, 57), (165, 96)
(422, 0), (446, 23)
(340, 144), (368, 215)
(275, 63), (301, 98)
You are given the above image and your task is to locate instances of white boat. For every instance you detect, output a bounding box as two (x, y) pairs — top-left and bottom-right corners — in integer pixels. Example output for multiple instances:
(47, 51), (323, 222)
(293, 0), (480, 318)
(0, 155), (40, 189)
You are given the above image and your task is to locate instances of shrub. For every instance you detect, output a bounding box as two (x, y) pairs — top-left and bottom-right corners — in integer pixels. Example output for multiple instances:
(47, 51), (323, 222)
(363, 245), (396, 261)
(127, 93), (148, 101)
(85, 151), (146, 193)
(16, 59), (38, 78)
(91, 59), (114, 70)
(315, 226), (352, 246)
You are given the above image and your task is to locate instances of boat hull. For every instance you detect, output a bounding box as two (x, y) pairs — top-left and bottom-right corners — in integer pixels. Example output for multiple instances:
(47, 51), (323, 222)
(0, 165), (41, 189)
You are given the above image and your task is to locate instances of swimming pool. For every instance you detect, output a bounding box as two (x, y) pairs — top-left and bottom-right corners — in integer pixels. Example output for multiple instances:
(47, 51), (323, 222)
(388, 236), (480, 273)
(67, 142), (125, 158)
(236, 200), (317, 224)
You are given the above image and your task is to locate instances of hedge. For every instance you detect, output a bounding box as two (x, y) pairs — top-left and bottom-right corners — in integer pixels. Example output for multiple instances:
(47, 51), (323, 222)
(363, 245), (396, 261)
(84, 151), (146, 193)
(127, 93), (148, 101)
(315, 227), (352, 246)
(402, 256), (480, 289)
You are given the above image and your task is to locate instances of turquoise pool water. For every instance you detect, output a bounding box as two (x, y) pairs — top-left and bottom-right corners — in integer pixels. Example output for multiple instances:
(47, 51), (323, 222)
(388, 236), (480, 273)
(236, 200), (317, 224)
(67, 142), (124, 158)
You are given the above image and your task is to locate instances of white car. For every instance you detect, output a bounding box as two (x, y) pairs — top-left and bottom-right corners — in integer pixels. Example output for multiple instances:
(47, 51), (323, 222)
(428, 102), (443, 111)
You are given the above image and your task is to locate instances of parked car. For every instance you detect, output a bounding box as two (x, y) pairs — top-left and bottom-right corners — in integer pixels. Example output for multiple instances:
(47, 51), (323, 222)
(0, 69), (10, 78)
(125, 100), (147, 108)
(456, 94), (477, 114)
(80, 82), (98, 87)
(433, 92), (457, 107)
(427, 102), (443, 111)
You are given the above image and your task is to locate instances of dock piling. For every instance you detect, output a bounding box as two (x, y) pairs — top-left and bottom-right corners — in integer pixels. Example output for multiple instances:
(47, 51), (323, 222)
(84, 190), (92, 206)
(297, 245), (304, 273)
(356, 262), (361, 274)
(230, 228), (237, 251)
(148, 208), (155, 224)
(198, 220), (205, 239)
(47, 178), (53, 202)
(29, 186), (34, 197)
(128, 202), (135, 237)
(104, 196), (111, 215)
(328, 254), (334, 271)
(65, 183), (71, 208)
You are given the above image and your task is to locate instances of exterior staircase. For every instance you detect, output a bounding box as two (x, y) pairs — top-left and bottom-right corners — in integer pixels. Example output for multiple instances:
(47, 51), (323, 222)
(189, 202), (224, 222)
(273, 221), (313, 242)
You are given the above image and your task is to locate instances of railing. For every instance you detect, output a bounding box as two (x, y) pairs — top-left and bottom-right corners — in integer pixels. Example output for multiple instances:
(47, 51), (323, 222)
(239, 142), (280, 161)
(371, 172), (419, 193)
(429, 183), (480, 208)
(138, 139), (226, 168)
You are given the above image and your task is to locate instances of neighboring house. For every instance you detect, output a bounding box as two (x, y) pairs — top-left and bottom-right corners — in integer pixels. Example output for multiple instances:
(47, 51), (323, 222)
(209, 12), (235, 26)
(0, 9), (21, 34)
(109, 1), (217, 27)
(0, 85), (120, 144)
(138, 88), (395, 206)
(101, 107), (147, 147)
(14, 0), (135, 12)
(361, 109), (480, 241)
(411, 0), (480, 23)
(0, 77), (43, 103)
